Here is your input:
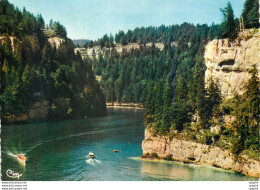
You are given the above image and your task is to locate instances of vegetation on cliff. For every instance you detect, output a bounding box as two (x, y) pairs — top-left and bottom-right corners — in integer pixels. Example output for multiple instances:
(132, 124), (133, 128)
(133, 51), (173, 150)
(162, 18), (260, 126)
(241, 0), (259, 29)
(227, 65), (259, 157)
(0, 0), (106, 123)
(218, 0), (259, 40)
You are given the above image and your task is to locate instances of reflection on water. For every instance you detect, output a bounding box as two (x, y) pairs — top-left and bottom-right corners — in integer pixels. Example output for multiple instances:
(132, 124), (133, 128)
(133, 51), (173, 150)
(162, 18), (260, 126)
(141, 160), (189, 180)
(1, 108), (257, 181)
(139, 158), (256, 181)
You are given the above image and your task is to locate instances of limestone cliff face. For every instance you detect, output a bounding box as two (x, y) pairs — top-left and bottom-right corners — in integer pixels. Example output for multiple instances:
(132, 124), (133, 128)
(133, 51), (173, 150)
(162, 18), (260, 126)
(74, 42), (178, 59)
(142, 127), (260, 178)
(48, 37), (65, 49)
(204, 30), (260, 98)
(0, 36), (20, 53)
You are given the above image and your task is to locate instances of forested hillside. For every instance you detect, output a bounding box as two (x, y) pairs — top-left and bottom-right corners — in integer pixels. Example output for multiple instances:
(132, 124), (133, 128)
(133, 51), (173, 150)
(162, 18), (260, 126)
(89, 23), (218, 103)
(0, 0), (106, 123)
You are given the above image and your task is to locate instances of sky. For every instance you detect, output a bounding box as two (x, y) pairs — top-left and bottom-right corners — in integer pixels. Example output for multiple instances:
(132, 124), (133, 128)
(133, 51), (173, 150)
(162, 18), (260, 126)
(9, 0), (246, 40)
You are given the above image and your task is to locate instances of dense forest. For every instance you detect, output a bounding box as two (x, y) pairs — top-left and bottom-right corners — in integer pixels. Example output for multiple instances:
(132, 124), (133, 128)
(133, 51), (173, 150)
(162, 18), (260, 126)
(85, 0), (259, 158)
(90, 23), (216, 104)
(0, 0), (106, 123)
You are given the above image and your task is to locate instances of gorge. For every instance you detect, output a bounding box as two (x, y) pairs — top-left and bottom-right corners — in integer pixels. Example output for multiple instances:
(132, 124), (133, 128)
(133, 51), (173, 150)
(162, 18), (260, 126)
(1, 0), (259, 182)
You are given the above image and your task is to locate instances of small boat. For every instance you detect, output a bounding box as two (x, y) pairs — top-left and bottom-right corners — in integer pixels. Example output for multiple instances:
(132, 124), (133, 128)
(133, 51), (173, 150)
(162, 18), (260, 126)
(88, 152), (94, 158)
(113, 150), (119, 153)
(17, 154), (27, 162)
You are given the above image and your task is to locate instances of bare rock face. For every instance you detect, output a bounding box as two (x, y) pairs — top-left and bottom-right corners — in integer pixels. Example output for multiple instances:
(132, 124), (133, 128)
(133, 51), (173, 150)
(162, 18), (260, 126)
(0, 36), (22, 59)
(74, 42), (180, 59)
(204, 30), (260, 98)
(48, 37), (65, 49)
(142, 127), (260, 178)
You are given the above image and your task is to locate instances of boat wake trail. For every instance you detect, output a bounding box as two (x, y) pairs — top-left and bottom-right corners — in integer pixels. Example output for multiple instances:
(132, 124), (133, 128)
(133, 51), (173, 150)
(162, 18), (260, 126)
(25, 129), (110, 154)
(85, 159), (102, 166)
(6, 151), (18, 158)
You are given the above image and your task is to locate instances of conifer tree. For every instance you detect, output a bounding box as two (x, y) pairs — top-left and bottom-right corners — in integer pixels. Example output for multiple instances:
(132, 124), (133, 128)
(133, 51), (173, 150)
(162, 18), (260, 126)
(241, 0), (259, 29)
(219, 1), (237, 40)
(243, 64), (259, 129)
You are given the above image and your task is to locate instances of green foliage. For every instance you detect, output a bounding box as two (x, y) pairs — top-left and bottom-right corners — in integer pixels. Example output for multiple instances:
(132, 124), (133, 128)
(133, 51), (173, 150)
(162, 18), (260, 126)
(226, 65), (260, 156)
(1, 0), (106, 123)
(243, 65), (259, 125)
(0, 0), (45, 40)
(91, 23), (220, 134)
(141, 153), (159, 159)
(79, 22), (221, 48)
(241, 0), (259, 29)
(219, 1), (238, 40)
(45, 19), (67, 38)
(164, 154), (174, 161)
(150, 153), (159, 159)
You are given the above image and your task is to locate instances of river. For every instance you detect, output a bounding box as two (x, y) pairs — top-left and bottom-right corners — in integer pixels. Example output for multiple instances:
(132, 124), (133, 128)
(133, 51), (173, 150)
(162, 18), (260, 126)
(1, 108), (257, 181)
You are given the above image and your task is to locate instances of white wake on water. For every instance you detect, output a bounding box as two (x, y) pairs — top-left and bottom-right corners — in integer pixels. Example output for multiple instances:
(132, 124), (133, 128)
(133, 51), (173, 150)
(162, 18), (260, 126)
(6, 151), (18, 158)
(85, 158), (102, 166)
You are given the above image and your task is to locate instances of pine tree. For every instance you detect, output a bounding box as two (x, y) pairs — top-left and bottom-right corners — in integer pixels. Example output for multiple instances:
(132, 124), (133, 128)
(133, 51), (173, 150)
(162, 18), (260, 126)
(207, 77), (222, 118)
(242, 0), (259, 29)
(219, 1), (237, 40)
(243, 64), (259, 128)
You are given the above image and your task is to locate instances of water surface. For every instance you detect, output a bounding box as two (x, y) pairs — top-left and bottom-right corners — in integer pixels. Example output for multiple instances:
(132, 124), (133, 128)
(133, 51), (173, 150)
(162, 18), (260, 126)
(1, 108), (257, 181)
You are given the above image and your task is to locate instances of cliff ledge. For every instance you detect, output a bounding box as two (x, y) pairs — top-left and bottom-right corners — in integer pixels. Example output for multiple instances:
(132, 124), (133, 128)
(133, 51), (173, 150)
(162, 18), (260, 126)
(142, 127), (260, 178)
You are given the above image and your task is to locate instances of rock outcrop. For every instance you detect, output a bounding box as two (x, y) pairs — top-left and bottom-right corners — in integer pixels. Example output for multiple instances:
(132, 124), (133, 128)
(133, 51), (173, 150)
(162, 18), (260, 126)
(0, 36), (19, 53)
(204, 29), (260, 98)
(48, 37), (65, 49)
(74, 42), (178, 59)
(142, 127), (260, 178)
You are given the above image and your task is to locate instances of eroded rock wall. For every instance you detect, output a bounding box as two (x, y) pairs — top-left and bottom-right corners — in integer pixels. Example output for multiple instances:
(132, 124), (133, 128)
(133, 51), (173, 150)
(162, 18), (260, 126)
(74, 42), (178, 59)
(48, 37), (65, 49)
(204, 30), (260, 98)
(142, 127), (260, 178)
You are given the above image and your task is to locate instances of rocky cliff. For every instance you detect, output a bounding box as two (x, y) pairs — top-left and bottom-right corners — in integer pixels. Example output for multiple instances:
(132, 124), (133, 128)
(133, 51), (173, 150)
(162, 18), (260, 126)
(48, 37), (65, 49)
(142, 127), (260, 178)
(74, 42), (178, 59)
(204, 29), (260, 98)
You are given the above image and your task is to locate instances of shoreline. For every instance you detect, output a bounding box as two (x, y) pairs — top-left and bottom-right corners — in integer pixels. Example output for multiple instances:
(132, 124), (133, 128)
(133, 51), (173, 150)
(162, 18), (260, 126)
(142, 127), (260, 178)
(2, 112), (108, 125)
(137, 157), (254, 176)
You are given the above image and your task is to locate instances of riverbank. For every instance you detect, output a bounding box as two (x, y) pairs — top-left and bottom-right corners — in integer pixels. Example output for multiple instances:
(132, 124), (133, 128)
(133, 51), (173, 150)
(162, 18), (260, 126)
(142, 127), (260, 178)
(106, 102), (144, 109)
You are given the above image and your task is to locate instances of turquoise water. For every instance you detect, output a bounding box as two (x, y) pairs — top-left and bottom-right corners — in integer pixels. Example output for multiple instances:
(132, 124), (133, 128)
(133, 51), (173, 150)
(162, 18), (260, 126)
(1, 108), (257, 181)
